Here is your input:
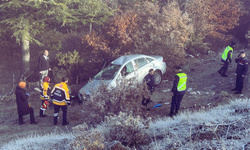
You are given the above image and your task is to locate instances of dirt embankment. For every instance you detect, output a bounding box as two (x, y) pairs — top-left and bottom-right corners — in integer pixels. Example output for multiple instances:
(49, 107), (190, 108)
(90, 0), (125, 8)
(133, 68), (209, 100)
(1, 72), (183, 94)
(0, 48), (250, 146)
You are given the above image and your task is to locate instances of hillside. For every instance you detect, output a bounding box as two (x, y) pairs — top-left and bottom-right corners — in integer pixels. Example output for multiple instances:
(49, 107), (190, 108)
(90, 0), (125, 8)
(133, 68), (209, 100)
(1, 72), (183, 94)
(0, 46), (250, 149)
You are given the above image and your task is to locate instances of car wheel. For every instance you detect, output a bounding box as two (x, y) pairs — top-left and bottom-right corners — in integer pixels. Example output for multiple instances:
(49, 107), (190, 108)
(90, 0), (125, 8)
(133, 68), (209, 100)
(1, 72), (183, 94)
(154, 71), (162, 85)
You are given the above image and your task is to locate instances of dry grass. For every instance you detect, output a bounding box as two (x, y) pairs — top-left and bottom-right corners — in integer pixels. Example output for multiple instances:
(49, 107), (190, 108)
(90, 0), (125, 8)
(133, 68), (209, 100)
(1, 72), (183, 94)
(0, 132), (74, 150)
(1, 98), (250, 149)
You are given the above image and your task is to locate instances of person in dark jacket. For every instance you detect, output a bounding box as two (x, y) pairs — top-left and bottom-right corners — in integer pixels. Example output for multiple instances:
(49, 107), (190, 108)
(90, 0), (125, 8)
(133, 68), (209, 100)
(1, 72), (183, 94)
(15, 82), (37, 125)
(218, 41), (236, 77)
(38, 50), (51, 86)
(144, 69), (155, 95)
(231, 51), (249, 94)
(169, 66), (187, 117)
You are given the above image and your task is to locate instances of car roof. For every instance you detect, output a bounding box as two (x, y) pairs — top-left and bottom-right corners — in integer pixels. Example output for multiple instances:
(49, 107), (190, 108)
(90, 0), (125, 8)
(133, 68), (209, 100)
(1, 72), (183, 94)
(111, 54), (149, 65)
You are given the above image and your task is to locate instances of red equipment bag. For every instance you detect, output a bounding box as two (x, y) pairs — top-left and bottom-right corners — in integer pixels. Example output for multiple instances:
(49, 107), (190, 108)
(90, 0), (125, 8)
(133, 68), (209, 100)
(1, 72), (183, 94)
(42, 101), (50, 109)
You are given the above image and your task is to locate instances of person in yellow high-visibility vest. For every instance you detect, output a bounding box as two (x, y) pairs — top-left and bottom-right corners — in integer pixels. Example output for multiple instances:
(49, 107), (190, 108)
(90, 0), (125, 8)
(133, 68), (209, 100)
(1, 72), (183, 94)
(51, 77), (71, 126)
(40, 76), (50, 117)
(169, 66), (187, 117)
(218, 41), (236, 77)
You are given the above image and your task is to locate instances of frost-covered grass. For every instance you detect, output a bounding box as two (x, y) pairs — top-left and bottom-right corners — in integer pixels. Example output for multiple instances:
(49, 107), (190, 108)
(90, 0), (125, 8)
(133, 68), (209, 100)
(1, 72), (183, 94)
(142, 98), (250, 149)
(91, 98), (250, 149)
(2, 98), (250, 150)
(0, 132), (74, 150)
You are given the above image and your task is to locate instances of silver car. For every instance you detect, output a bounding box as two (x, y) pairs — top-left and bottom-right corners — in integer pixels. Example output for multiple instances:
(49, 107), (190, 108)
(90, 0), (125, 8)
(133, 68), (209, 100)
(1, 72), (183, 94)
(78, 54), (166, 101)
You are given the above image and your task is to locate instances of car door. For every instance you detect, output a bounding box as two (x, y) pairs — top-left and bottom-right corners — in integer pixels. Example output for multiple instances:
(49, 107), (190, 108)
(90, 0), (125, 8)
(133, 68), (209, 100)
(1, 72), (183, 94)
(133, 57), (153, 83)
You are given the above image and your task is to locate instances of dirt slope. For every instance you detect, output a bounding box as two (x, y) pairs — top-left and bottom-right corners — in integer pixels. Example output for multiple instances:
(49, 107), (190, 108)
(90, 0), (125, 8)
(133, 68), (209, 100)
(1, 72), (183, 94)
(149, 48), (250, 117)
(1, 48), (250, 146)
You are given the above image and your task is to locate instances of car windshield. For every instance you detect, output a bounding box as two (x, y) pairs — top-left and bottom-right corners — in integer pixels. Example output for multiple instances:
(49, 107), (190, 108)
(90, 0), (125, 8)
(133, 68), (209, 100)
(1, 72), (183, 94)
(94, 64), (121, 80)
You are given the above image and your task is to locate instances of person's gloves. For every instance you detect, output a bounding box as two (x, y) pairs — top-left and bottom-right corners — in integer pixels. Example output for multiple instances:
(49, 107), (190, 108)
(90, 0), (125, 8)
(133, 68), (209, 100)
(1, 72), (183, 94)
(26, 93), (29, 97)
(67, 103), (71, 107)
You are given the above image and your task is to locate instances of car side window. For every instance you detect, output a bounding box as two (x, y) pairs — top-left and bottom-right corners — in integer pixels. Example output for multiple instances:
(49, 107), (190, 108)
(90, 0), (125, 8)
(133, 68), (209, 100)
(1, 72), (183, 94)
(134, 58), (148, 69)
(121, 61), (134, 76)
(145, 57), (154, 62)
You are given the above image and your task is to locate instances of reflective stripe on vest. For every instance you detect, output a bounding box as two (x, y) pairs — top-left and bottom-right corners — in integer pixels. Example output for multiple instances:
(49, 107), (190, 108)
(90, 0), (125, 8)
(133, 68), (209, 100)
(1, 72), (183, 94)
(222, 46), (233, 61)
(177, 73), (187, 92)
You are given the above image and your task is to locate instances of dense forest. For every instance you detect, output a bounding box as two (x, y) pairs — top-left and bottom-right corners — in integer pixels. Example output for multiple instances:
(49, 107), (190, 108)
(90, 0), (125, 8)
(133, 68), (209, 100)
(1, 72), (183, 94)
(0, 0), (250, 83)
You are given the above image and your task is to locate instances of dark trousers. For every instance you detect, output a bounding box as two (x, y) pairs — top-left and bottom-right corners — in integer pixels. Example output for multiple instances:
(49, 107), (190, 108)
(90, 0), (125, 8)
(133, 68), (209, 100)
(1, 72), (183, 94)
(219, 61), (229, 75)
(54, 104), (67, 124)
(236, 74), (244, 92)
(170, 94), (184, 114)
(142, 97), (151, 107)
(148, 86), (155, 95)
(18, 107), (35, 124)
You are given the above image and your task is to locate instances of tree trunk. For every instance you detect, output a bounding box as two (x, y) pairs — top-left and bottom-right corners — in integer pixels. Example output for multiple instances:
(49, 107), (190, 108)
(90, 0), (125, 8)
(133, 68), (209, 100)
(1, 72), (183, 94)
(90, 22), (92, 33)
(20, 32), (30, 81)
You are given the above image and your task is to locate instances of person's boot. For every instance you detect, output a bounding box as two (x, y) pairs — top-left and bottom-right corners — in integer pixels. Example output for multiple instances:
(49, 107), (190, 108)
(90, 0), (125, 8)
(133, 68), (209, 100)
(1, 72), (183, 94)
(234, 91), (242, 94)
(40, 109), (43, 117)
(231, 88), (238, 91)
(62, 121), (70, 126)
(222, 74), (228, 77)
(169, 112), (174, 117)
(40, 110), (48, 117)
(54, 116), (58, 125)
(218, 70), (222, 75)
(30, 121), (38, 124)
(174, 110), (178, 115)
(19, 122), (25, 125)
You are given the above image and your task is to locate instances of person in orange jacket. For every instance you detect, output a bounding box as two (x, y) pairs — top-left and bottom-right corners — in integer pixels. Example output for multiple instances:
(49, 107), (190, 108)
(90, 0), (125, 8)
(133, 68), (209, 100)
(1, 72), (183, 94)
(40, 76), (50, 117)
(16, 82), (38, 125)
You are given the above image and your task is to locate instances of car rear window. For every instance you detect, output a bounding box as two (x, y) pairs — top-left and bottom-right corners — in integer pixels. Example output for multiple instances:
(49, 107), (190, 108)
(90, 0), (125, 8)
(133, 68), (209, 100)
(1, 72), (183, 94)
(145, 57), (154, 62)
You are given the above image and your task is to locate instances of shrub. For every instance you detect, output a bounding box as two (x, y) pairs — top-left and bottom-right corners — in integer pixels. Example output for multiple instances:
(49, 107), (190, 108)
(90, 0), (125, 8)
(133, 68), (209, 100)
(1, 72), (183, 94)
(70, 111), (151, 149)
(185, 0), (244, 52)
(85, 78), (151, 118)
(53, 50), (84, 83)
(104, 111), (151, 147)
(70, 123), (105, 150)
(53, 31), (105, 83)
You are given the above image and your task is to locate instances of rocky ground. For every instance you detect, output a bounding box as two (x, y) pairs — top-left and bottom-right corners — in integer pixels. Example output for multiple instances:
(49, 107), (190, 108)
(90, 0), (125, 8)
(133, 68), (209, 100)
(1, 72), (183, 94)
(0, 47), (250, 147)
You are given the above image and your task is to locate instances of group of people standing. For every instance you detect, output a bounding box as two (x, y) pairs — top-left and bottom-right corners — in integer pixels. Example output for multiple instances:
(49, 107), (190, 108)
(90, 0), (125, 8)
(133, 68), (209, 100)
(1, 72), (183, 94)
(218, 41), (249, 94)
(15, 50), (71, 126)
(144, 41), (248, 117)
(143, 66), (187, 117)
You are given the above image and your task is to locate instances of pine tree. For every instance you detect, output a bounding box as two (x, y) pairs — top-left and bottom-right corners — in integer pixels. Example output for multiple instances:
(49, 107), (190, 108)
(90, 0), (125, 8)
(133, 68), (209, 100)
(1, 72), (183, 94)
(0, 0), (114, 78)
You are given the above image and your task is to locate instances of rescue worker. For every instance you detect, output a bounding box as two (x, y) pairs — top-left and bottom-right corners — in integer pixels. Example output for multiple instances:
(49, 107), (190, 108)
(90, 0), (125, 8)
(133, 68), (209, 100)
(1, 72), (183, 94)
(40, 76), (50, 117)
(218, 41), (236, 77)
(15, 81), (38, 125)
(144, 69), (155, 95)
(231, 51), (249, 94)
(169, 66), (187, 117)
(51, 77), (70, 126)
